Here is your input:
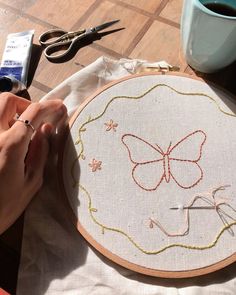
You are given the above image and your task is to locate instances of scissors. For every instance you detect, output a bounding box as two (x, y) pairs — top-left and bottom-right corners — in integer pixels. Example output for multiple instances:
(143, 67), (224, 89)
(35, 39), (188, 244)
(39, 20), (120, 61)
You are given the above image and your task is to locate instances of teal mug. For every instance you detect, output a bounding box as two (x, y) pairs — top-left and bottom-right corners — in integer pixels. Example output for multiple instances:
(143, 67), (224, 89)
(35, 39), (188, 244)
(181, 0), (236, 73)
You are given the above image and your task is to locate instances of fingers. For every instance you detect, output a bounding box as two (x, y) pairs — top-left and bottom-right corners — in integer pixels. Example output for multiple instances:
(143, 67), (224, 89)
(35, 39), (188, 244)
(10, 99), (68, 155)
(0, 92), (31, 131)
(24, 124), (52, 195)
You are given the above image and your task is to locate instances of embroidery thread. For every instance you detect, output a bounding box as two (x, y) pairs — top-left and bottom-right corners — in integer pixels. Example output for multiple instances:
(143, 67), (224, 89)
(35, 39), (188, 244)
(104, 119), (118, 131)
(71, 83), (236, 187)
(89, 158), (102, 172)
(122, 130), (206, 191)
(68, 82), (236, 255)
(79, 183), (236, 254)
(149, 186), (236, 237)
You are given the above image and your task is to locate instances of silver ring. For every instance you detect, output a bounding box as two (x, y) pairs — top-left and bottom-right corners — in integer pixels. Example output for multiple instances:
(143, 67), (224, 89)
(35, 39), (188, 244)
(16, 118), (35, 132)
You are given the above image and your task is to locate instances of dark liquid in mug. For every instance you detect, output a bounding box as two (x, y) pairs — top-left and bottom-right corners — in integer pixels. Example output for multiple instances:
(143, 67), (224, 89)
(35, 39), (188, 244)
(204, 3), (236, 17)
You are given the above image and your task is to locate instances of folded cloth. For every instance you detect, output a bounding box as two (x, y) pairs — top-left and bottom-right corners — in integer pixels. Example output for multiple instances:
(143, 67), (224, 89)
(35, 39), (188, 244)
(17, 57), (236, 295)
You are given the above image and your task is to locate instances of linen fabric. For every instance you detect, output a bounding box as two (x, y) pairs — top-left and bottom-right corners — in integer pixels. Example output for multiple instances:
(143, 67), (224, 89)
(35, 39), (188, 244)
(17, 57), (236, 295)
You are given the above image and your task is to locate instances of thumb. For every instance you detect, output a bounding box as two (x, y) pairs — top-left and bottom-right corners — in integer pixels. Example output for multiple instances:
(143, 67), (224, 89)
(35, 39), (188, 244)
(24, 123), (52, 194)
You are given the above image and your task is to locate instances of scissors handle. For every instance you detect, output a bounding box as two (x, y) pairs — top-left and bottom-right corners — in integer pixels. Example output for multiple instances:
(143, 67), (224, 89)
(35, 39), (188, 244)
(39, 29), (86, 46)
(39, 29), (87, 60)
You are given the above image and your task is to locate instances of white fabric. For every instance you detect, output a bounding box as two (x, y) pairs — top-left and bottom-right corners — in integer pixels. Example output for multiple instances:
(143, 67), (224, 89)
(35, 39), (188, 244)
(17, 57), (236, 294)
(64, 74), (236, 272)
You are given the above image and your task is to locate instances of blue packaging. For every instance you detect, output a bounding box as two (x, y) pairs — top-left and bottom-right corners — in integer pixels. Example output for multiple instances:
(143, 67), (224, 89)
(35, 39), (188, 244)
(0, 30), (34, 93)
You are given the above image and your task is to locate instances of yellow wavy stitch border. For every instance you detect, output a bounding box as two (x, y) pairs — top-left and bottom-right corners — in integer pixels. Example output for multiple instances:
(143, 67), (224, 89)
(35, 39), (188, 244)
(80, 183), (236, 254)
(70, 82), (236, 254)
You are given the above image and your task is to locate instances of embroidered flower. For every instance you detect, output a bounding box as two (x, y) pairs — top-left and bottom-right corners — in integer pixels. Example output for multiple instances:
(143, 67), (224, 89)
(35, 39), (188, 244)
(104, 119), (118, 132)
(89, 158), (102, 172)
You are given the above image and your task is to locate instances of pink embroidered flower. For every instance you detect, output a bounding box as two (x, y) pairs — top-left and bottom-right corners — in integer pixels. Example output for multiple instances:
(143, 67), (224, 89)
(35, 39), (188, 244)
(104, 119), (118, 132)
(89, 158), (102, 172)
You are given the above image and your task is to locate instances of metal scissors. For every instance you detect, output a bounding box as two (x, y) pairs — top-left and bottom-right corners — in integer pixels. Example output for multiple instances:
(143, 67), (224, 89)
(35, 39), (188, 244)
(39, 20), (120, 61)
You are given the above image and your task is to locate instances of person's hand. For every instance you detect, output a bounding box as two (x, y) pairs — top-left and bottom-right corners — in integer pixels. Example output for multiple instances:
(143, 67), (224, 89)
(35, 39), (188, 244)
(0, 93), (67, 234)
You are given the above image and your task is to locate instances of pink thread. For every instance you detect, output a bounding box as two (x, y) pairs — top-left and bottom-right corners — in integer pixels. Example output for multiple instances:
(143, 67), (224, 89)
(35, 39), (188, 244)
(89, 158), (102, 172)
(148, 186), (236, 237)
(104, 119), (118, 132)
(122, 130), (207, 191)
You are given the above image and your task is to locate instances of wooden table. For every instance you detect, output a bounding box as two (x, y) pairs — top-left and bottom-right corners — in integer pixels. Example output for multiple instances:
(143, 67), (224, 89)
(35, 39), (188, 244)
(0, 0), (235, 293)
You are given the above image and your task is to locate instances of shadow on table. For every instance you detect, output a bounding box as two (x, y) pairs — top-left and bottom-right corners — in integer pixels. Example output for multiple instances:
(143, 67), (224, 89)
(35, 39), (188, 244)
(195, 61), (236, 117)
(13, 44), (43, 101)
(194, 60), (236, 96)
(27, 44), (43, 87)
(0, 215), (24, 295)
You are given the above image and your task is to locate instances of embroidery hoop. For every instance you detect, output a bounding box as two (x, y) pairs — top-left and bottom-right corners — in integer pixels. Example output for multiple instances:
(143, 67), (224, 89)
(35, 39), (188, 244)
(59, 73), (236, 278)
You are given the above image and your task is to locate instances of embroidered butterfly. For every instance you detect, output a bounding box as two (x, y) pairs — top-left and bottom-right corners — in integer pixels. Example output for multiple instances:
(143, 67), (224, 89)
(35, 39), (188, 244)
(121, 130), (207, 191)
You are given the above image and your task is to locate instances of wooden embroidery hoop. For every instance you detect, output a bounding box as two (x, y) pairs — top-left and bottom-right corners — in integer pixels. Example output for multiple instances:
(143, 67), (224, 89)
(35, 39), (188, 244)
(59, 72), (236, 278)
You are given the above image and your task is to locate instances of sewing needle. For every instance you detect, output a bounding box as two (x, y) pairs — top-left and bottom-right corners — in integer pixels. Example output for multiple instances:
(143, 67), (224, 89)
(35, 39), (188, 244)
(170, 206), (216, 210)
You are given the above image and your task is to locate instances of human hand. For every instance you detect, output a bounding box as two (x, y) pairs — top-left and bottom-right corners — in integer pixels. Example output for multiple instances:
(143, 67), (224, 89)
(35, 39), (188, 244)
(0, 93), (67, 234)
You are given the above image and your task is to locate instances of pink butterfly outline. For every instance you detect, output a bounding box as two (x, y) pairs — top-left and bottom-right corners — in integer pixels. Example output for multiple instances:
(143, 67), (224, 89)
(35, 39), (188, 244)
(121, 130), (207, 191)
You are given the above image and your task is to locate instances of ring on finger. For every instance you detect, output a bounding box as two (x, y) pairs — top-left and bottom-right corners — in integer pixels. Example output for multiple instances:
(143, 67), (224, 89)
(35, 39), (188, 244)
(16, 118), (35, 132)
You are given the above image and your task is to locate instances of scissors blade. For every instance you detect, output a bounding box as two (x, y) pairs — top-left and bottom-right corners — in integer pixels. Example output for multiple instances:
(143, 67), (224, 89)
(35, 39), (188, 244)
(93, 20), (120, 32)
(97, 27), (125, 38)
